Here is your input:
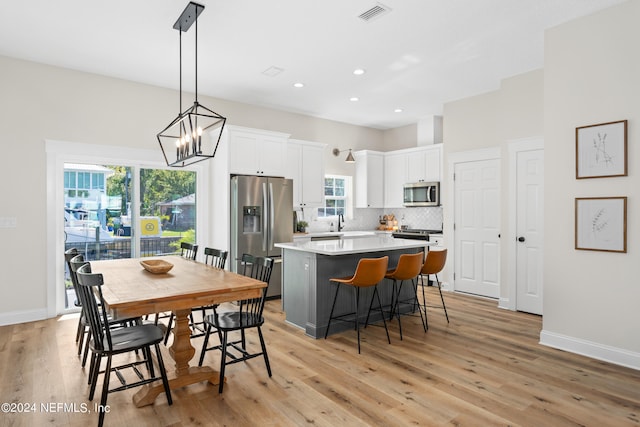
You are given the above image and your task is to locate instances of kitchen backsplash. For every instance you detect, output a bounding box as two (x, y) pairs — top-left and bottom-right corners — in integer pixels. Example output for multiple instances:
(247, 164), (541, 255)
(303, 207), (443, 233)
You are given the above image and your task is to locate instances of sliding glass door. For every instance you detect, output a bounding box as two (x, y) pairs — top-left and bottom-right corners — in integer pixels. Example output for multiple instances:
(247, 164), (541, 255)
(139, 168), (196, 257)
(62, 163), (197, 309)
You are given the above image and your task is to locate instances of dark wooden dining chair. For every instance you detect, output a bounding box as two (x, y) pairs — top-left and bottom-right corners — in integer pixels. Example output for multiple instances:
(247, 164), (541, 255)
(198, 254), (274, 393)
(165, 247), (229, 343)
(190, 247), (229, 338)
(180, 241), (198, 260)
(69, 255), (143, 374)
(203, 247), (228, 269)
(75, 262), (173, 427)
(384, 251), (425, 340)
(64, 247), (88, 358)
(325, 256), (390, 354)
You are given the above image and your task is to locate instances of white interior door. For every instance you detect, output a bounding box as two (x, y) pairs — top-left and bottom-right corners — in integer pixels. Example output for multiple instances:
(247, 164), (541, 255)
(515, 149), (544, 314)
(454, 159), (500, 298)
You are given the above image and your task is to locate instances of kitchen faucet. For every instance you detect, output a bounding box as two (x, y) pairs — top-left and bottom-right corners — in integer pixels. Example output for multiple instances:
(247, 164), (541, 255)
(337, 214), (344, 232)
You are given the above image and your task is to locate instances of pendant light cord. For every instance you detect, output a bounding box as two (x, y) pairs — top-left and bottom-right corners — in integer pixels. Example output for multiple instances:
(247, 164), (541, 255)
(194, 15), (198, 103)
(179, 28), (182, 114)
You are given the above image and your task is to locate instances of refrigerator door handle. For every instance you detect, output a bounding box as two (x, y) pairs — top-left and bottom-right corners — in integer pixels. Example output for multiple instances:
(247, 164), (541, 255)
(269, 182), (275, 249)
(262, 182), (268, 251)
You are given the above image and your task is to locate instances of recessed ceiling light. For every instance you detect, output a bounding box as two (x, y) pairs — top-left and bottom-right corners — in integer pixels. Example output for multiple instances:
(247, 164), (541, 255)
(353, 68), (366, 76)
(293, 82), (304, 88)
(350, 97), (359, 102)
(394, 108), (403, 113)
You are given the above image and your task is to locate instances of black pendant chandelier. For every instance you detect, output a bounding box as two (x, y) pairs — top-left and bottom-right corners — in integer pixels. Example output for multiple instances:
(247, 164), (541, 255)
(157, 2), (226, 167)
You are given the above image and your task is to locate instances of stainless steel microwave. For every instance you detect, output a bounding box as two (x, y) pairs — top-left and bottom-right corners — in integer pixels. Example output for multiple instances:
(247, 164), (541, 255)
(403, 181), (440, 207)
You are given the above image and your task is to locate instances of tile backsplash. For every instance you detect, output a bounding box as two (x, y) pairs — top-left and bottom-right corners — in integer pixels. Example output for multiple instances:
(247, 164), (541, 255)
(303, 206), (443, 233)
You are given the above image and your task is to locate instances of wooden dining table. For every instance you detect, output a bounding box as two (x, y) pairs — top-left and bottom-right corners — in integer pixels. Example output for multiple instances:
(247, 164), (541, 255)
(90, 255), (266, 407)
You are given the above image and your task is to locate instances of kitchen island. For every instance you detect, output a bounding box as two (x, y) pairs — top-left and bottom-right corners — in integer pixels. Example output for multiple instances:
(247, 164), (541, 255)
(275, 236), (432, 338)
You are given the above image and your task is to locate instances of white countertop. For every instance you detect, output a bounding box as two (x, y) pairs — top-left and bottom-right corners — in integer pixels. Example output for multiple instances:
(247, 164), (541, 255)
(294, 230), (385, 239)
(276, 236), (433, 256)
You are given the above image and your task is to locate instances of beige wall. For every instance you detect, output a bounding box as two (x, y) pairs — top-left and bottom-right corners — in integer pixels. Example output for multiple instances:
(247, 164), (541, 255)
(443, 90), (501, 153)
(443, 0), (639, 367)
(381, 123), (418, 151)
(441, 69), (544, 304)
(543, 1), (640, 357)
(0, 55), (382, 322)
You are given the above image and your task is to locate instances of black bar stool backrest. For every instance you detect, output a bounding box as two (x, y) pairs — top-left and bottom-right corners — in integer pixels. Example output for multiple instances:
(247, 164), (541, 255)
(204, 247), (228, 269)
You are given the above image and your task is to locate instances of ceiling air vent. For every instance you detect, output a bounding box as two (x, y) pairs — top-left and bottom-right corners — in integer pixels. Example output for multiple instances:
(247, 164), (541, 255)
(358, 3), (391, 22)
(261, 66), (284, 77)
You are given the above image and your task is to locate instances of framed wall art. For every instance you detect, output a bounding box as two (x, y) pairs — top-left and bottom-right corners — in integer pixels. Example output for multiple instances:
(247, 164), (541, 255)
(576, 120), (627, 179)
(575, 197), (627, 253)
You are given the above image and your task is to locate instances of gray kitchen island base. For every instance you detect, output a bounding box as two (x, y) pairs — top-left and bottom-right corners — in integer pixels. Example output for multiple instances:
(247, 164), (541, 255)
(280, 242), (427, 339)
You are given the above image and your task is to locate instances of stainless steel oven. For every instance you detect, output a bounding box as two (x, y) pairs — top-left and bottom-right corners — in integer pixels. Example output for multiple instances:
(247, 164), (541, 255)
(403, 181), (439, 207)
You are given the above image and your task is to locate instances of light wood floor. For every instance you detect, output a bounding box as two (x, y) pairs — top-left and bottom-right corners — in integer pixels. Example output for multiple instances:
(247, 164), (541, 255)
(1, 287), (639, 426)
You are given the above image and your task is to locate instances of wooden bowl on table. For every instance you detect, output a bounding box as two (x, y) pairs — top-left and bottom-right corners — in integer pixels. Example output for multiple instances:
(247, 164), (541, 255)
(140, 259), (174, 274)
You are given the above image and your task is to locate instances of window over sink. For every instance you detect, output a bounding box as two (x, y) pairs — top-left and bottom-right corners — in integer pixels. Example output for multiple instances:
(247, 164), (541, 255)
(317, 175), (352, 218)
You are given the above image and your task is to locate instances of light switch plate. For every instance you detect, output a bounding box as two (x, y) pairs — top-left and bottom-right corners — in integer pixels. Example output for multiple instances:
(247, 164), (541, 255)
(0, 217), (17, 228)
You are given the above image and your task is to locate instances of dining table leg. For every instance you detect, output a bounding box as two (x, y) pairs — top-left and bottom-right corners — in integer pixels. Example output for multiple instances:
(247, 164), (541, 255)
(132, 308), (221, 407)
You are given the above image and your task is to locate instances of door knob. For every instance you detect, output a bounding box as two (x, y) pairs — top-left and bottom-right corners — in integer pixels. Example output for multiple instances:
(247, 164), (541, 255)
(518, 236), (525, 242)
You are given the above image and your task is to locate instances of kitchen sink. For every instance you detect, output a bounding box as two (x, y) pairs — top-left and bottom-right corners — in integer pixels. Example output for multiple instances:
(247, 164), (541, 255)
(299, 231), (378, 241)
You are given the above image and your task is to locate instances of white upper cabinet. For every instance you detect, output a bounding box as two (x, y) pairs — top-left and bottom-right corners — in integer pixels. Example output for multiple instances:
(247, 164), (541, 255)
(406, 144), (442, 183)
(227, 127), (289, 176)
(384, 152), (407, 208)
(406, 149), (427, 183)
(422, 144), (442, 182)
(354, 150), (384, 208)
(286, 139), (326, 208)
(382, 144), (442, 208)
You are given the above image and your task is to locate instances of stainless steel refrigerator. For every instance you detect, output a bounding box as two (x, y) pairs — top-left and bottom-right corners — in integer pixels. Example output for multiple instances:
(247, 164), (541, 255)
(230, 175), (293, 298)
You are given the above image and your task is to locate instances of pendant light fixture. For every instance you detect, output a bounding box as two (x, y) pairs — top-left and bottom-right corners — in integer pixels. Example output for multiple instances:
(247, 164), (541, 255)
(157, 2), (226, 167)
(332, 148), (356, 163)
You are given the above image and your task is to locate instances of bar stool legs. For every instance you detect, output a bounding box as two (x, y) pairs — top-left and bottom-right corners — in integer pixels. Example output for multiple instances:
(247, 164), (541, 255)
(383, 252), (425, 340)
(418, 249), (449, 324)
(324, 256), (390, 354)
(325, 282), (391, 354)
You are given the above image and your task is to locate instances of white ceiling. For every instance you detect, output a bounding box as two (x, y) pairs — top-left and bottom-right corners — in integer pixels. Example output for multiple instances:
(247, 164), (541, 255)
(0, 0), (626, 130)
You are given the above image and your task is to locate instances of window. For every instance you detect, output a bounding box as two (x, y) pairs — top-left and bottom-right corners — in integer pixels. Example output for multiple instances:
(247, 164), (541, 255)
(64, 170), (105, 198)
(77, 172), (90, 190)
(92, 172), (104, 190)
(318, 175), (349, 218)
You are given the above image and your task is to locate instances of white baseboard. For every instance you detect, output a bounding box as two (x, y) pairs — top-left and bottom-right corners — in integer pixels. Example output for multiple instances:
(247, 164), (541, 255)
(0, 309), (49, 327)
(540, 330), (640, 371)
(498, 297), (512, 310)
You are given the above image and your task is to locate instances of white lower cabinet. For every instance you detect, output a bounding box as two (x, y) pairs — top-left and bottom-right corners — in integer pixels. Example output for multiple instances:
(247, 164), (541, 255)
(430, 234), (444, 249)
